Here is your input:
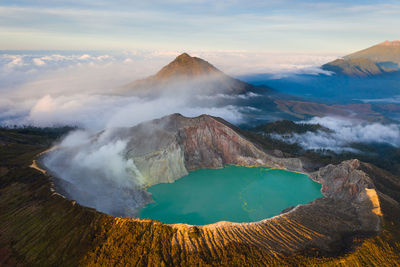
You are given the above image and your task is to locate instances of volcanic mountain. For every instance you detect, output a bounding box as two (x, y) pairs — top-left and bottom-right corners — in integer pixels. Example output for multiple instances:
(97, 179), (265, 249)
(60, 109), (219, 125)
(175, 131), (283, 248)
(323, 40), (400, 76)
(344, 40), (400, 64)
(120, 53), (256, 96)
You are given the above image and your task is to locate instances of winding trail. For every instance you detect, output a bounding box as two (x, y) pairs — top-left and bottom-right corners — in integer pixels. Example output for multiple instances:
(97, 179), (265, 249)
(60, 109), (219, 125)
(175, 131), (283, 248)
(29, 146), (58, 174)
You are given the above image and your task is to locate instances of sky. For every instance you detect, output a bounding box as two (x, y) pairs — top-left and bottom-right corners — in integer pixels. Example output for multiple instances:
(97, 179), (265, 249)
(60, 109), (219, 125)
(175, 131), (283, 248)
(0, 0), (399, 53)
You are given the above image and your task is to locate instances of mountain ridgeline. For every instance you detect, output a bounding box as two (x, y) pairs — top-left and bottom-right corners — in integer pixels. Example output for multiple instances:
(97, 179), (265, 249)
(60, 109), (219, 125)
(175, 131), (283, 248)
(323, 40), (400, 76)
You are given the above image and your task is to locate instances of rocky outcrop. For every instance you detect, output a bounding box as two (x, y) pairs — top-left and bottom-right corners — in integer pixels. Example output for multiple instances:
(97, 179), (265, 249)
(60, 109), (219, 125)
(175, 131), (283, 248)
(313, 159), (374, 201)
(312, 159), (382, 232)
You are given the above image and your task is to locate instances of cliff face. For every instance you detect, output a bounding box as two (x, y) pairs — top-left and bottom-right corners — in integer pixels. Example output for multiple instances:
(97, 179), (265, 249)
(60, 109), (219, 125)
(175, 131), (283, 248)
(107, 113), (303, 187)
(312, 160), (382, 232)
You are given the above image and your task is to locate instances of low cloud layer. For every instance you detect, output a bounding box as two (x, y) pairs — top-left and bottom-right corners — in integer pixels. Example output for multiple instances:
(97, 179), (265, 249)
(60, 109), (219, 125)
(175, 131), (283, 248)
(360, 95), (400, 104)
(3, 88), (247, 130)
(272, 116), (400, 152)
(0, 50), (335, 129)
(0, 51), (257, 129)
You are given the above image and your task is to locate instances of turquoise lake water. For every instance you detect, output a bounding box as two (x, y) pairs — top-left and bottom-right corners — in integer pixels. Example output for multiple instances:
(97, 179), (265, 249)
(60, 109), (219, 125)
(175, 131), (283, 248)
(139, 165), (322, 225)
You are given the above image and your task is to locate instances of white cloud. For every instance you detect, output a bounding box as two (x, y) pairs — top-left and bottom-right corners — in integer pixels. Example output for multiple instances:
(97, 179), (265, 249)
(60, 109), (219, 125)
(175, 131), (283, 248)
(193, 51), (339, 75)
(33, 57), (45, 66)
(16, 92), (245, 130)
(360, 95), (400, 104)
(272, 116), (400, 152)
(79, 54), (91, 60)
(6, 55), (25, 68)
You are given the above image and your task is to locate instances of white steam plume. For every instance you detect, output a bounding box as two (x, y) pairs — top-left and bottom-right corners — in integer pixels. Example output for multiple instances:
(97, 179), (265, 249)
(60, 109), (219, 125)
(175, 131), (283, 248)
(43, 129), (150, 217)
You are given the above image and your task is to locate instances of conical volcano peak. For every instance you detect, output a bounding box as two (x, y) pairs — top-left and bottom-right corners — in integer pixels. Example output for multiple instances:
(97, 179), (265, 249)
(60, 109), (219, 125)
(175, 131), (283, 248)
(171, 53), (202, 66)
(122, 52), (255, 95)
(175, 52), (192, 60)
(154, 52), (222, 80)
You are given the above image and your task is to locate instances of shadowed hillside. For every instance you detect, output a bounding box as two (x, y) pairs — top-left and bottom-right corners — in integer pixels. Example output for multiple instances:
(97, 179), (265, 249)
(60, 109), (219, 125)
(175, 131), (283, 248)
(345, 40), (400, 65)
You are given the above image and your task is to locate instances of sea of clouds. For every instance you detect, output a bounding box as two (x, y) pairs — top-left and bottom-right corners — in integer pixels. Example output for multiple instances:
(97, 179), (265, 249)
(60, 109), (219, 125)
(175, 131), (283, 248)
(0, 51), (232, 128)
(0, 50), (336, 129)
(271, 116), (400, 152)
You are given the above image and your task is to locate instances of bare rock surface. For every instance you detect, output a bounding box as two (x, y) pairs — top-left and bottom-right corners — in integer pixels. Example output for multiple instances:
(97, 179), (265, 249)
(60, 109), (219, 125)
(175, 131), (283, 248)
(110, 113), (304, 186)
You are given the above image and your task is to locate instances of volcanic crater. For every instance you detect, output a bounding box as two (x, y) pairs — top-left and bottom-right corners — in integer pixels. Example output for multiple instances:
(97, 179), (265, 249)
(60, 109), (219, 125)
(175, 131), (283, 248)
(40, 113), (384, 261)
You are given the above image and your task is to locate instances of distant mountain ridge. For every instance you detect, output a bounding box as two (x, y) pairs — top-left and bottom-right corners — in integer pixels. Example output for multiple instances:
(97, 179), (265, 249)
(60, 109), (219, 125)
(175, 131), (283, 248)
(322, 58), (394, 76)
(121, 53), (255, 96)
(344, 40), (400, 64)
(323, 40), (400, 76)
(152, 53), (223, 79)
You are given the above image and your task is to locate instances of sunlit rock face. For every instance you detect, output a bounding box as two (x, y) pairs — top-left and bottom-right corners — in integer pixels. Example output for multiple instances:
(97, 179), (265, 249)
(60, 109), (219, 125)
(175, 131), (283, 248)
(127, 140), (188, 186)
(109, 113), (304, 187)
(312, 159), (382, 232)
